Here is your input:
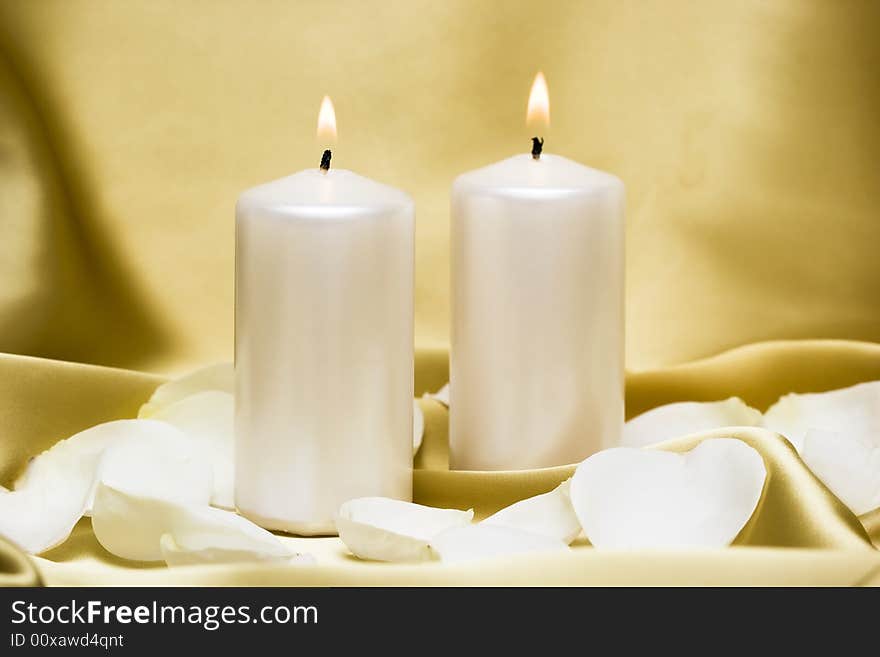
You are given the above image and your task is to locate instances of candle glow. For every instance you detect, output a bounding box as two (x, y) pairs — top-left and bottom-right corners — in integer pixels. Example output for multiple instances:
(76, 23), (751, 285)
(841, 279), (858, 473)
(526, 72), (550, 131)
(317, 95), (338, 143)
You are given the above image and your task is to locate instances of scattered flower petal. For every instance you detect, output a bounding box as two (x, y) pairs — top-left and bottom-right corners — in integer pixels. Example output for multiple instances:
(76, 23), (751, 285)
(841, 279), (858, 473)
(138, 362), (233, 418)
(150, 391), (235, 509)
(482, 480), (581, 544)
(93, 483), (291, 562)
(14, 419), (164, 511)
(801, 429), (880, 515)
(91, 484), (171, 561)
(0, 419), (201, 553)
(98, 423), (213, 507)
(623, 398), (762, 447)
(160, 533), (314, 567)
(430, 525), (569, 564)
(413, 401), (424, 455)
(570, 438), (766, 549)
(336, 497), (473, 562)
(762, 381), (880, 452)
(159, 532), (317, 566)
(423, 383), (449, 407)
(0, 486), (90, 554)
(159, 534), (313, 567)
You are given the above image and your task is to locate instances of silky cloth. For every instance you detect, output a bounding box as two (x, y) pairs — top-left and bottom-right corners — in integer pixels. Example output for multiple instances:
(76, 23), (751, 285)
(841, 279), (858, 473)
(0, 1), (879, 374)
(1, 340), (879, 586)
(1, 1), (879, 585)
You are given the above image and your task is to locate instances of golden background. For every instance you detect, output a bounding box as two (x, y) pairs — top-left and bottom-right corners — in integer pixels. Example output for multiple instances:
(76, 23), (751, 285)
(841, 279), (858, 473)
(1, 0), (878, 375)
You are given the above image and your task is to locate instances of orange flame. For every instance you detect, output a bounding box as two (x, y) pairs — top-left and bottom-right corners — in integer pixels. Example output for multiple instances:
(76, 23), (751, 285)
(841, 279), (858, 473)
(526, 72), (550, 131)
(316, 96), (337, 143)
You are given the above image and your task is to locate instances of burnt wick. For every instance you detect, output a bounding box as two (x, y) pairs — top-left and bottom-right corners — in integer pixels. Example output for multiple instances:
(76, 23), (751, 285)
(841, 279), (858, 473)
(530, 137), (544, 159)
(320, 149), (332, 172)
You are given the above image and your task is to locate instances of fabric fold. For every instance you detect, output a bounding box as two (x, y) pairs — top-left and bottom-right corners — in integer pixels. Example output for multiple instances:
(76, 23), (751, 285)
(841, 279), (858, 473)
(1, 339), (879, 586)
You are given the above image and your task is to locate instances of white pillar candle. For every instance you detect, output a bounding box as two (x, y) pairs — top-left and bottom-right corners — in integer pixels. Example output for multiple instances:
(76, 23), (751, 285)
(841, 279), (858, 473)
(235, 98), (414, 534)
(450, 74), (625, 470)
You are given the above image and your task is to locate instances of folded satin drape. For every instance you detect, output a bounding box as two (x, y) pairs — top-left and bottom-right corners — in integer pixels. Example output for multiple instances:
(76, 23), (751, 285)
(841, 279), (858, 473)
(1, 340), (878, 587)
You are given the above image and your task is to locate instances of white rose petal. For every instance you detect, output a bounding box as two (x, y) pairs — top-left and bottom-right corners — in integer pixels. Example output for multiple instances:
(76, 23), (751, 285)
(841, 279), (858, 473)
(430, 524), (569, 564)
(336, 497), (473, 562)
(159, 534), (314, 567)
(571, 438), (766, 549)
(98, 424), (213, 507)
(423, 383), (449, 407)
(150, 391), (235, 509)
(801, 429), (880, 515)
(14, 425), (114, 494)
(93, 483), (291, 563)
(91, 482), (177, 560)
(0, 487), (90, 555)
(762, 381), (880, 452)
(15, 419), (177, 513)
(0, 419), (200, 554)
(482, 480), (581, 544)
(623, 398), (762, 448)
(92, 425), (215, 561)
(138, 362), (233, 418)
(160, 534), (314, 567)
(413, 401), (424, 455)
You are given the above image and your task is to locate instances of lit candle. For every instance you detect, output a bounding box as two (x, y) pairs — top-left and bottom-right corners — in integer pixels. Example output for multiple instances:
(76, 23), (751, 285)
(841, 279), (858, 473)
(450, 73), (625, 470)
(235, 97), (414, 534)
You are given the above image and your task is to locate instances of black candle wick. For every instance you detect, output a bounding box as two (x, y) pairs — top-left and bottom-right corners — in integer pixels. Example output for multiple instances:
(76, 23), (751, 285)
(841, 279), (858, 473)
(531, 137), (544, 160)
(320, 149), (332, 171)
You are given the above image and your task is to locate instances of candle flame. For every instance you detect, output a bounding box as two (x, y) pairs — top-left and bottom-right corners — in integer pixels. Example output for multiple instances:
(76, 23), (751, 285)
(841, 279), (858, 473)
(316, 95), (337, 143)
(526, 72), (550, 131)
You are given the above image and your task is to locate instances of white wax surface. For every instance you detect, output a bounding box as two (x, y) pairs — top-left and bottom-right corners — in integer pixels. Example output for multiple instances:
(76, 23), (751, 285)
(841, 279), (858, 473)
(235, 169), (414, 534)
(450, 153), (625, 470)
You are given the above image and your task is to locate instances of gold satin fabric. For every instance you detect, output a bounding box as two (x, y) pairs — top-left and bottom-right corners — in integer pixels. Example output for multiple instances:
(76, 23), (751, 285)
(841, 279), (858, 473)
(1, 1), (879, 373)
(1, 340), (879, 586)
(1, 2), (879, 585)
